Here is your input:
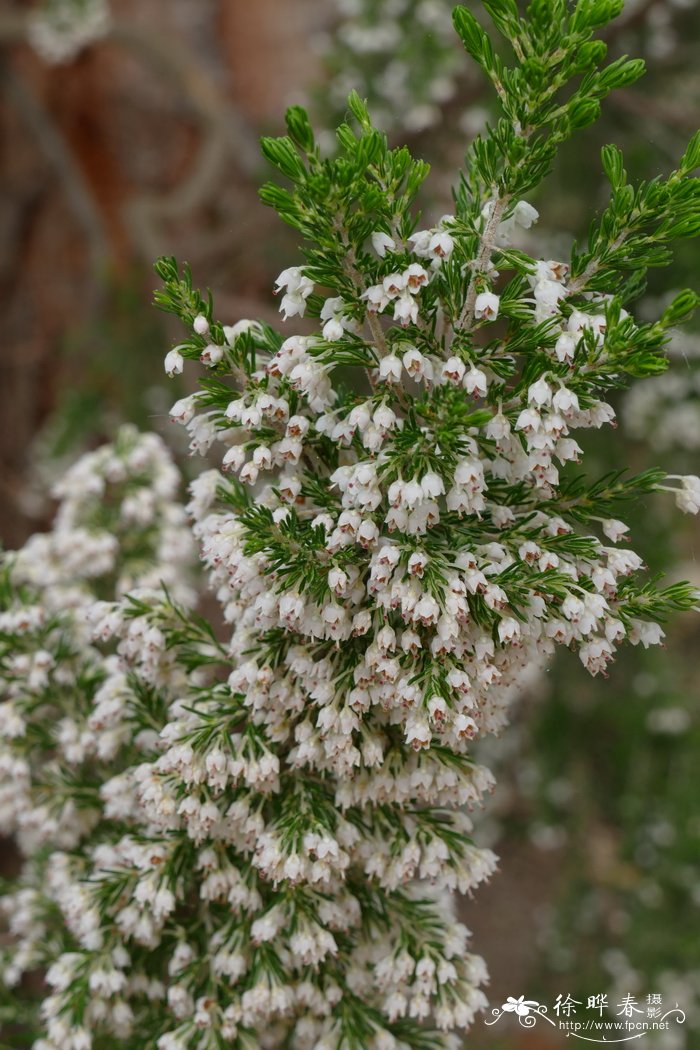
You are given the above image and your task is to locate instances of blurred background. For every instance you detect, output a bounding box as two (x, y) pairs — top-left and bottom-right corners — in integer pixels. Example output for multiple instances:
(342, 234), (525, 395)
(1, 1), (699, 1047)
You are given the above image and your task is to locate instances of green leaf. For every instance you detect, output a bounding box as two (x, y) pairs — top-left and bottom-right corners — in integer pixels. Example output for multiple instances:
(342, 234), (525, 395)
(567, 97), (601, 129)
(601, 144), (626, 189)
(598, 56), (645, 91)
(285, 105), (315, 152)
(260, 136), (306, 181)
(346, 90), (372, 131)
(572, 39), (608, 73)
(660, 289), (700, 329)
(680, 130), (700, 174)
(452, 6), (495, 72)
(481, 0), (520, 38)
(571, 0), (624, 32)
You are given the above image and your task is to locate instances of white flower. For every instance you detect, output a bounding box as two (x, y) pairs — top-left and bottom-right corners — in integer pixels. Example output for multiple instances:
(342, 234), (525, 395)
(408, 229), (432, 256)
(371, 231), (396, 257)
(486, 411), (511, 440)
(528, 378), (552, 407)
(453, 713), (478, 739)
(463, 366), (488, 397)
(275, 266), (314, 320)
(164, 349), (184, 377)
(421, 472), (444, 499)
(497, 617), (520, 643)
(362, 284), (390, 312)
(555, 332), (576, 363)
(408, 551), (428, 577)
(442, 357), (465, 384)
(403, 347), (427, 378)
(628, 619), (666, 648)
(223, 319), (261, 344)
(428, 230), (454, 258)
(414, 594), (440, 625)
(474, 291), (499, 320)
(222, 446), (246, 473)
(200, 343), (224, 367)
(392, 292), (418, 326)
(405, 715), (431, 750)
(357, 519), (379, 548)
(383, 272), (406, 297)
(533, 279), (566, 323)
(579, 636), (614, 675)
(374, 404), (398, 432)
(404, 263), (430, 292)
(321, 297), (351, 342)
(674, 475), (700, 514)
(602, 519), (629, 543)
(274, 266), (308, 294)
(513, 201), (539, 228)
(552, 385), (579, 415)
(169, 396), (196, 424)
(379, 354), (403, 383)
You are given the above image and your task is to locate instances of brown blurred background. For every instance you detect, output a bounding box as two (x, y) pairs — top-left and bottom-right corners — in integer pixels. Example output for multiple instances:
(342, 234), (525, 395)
(0, 0), (330, 547)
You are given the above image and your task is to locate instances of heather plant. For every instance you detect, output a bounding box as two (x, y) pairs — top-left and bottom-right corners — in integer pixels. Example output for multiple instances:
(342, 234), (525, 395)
(2, 3), (700, 1049)
(0, 428), (195, 1041)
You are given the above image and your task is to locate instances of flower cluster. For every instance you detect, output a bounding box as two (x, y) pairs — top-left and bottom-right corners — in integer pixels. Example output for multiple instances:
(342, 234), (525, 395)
(0, 428), (195, 1013)
(28, 0), (110, 64)
(318, 0), (467, 137)
(2, 3), (700, 1049)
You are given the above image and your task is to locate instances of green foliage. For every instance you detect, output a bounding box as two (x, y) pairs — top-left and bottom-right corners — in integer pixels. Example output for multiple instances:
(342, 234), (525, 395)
(259, 99), (430, 299)
(452, 0), (645, 207)
(571, 137), (700, 295)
